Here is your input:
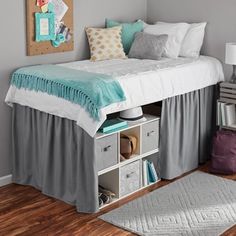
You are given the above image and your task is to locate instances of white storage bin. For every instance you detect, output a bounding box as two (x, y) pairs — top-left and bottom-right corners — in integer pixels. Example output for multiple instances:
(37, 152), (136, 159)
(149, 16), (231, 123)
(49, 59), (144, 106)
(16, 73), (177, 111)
(142, 120), (159, 154)
(96, 134), (118, 171)
(120, 161), (141, 197)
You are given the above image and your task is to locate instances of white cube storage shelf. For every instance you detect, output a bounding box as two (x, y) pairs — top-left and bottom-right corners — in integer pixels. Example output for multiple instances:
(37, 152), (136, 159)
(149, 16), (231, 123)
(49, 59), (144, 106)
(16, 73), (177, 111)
(96, 115), (160, 209)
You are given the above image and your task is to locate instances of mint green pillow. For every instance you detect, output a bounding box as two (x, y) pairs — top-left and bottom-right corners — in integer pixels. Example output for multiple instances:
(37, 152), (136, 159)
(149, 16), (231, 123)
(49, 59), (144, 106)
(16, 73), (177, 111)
(106, 19), (144, 54)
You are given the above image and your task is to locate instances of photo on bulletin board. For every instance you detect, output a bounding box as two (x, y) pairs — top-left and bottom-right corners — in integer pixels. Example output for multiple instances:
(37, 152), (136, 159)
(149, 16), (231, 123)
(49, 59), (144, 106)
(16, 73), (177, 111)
(35, 13), (55, 42)
(26, 0), (74, 56)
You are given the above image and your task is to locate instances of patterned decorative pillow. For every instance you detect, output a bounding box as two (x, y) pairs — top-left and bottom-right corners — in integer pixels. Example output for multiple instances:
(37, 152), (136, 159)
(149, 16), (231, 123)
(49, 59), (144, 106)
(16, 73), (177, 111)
(85, 26), (126, 62)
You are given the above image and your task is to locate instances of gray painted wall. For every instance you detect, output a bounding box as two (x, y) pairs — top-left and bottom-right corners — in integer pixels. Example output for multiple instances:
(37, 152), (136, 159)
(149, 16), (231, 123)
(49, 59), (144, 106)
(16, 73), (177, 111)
(147, 0), (236, 79)
(0, 0), (146, 177)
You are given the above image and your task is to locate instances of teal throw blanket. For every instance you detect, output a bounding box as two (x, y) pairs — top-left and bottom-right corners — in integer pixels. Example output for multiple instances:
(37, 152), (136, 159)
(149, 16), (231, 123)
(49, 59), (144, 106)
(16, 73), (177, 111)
(11, 65), (126, 120)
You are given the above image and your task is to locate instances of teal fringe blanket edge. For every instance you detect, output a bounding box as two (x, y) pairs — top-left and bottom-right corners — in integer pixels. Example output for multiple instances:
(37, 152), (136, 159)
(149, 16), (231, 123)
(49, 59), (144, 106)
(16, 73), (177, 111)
(11, 72), (120, 121)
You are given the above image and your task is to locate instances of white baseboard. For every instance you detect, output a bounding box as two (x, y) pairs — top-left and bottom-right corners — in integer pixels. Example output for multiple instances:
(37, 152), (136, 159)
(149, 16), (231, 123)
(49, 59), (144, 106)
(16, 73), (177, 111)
(0, 175), (12, 187)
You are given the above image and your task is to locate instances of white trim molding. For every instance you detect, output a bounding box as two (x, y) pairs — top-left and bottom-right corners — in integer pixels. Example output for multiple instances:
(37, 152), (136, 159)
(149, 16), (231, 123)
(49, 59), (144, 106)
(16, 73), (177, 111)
(0, 175), (12, 187)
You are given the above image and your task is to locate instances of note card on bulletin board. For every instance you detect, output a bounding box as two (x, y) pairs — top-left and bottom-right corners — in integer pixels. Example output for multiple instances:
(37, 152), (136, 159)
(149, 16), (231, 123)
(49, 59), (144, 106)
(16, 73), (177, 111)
(26, 0), (74, 56)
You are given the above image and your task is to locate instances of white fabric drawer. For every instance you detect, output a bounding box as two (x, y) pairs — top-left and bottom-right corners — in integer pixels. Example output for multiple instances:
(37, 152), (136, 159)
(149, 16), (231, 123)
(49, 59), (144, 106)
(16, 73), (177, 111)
(142, 120), (159, 154)
(120, 161), (141, 197)
(96, 134), (118, 171)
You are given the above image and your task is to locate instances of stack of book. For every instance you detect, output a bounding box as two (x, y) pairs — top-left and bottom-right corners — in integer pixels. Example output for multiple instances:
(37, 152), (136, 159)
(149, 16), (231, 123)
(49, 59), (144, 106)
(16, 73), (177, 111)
(217, 102), (236, 127)
(142, 160), (159, 186)
(99, 119), (128, 133)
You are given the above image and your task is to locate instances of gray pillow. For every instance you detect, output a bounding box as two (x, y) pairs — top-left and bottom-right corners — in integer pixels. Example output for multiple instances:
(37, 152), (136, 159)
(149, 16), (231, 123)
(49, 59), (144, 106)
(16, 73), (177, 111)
(128, 32), (168, 60)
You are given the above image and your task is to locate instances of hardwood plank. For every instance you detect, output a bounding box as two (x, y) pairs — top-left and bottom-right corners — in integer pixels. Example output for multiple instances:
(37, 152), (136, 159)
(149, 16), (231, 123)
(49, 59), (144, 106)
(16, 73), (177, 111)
(219, 98), (236, 105)
(221, 88), (236, 95)
(0, 163), (235, 236)
(220, 82), (236, 89)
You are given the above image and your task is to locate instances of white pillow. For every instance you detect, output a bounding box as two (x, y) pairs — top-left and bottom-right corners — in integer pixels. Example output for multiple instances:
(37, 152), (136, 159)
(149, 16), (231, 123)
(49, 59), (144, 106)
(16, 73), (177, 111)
(157, 21), (207, 58)
(180, 22), (207, 58)
(143, 22), (190, 58)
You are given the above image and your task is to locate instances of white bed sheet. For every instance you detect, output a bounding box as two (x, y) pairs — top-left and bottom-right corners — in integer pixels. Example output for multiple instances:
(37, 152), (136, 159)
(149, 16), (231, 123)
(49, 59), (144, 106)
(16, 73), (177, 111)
(5, 56), (224, 137)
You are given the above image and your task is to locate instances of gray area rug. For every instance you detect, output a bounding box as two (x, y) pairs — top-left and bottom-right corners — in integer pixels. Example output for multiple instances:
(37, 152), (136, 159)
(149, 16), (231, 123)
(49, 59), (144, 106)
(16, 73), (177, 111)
(99, 171), (236, 236)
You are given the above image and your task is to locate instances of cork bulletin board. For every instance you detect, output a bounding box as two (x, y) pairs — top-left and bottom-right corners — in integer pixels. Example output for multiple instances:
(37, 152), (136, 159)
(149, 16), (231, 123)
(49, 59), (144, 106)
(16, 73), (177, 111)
(26, 0), (74, 56)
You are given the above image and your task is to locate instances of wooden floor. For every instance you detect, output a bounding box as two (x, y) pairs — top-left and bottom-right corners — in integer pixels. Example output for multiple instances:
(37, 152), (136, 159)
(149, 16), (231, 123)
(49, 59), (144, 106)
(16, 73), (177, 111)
(0, 164), (235, 236)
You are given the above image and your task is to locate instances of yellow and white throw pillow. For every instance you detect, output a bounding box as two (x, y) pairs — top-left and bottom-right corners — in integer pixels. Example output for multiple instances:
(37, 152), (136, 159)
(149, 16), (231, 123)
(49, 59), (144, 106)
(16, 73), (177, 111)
(85, 26), (126, 61)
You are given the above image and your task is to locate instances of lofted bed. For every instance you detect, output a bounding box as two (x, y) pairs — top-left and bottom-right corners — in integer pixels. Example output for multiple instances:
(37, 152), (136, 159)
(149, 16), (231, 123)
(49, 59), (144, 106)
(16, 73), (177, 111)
(5, 55), (224, 213)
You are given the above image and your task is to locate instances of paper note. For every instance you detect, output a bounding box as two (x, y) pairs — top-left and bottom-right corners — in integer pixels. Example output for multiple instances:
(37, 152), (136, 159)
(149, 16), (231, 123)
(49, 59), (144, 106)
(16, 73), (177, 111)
(41, 3), (48, 13)
(37, 0), (49, 7)
(54, 20), (61, 34)
(49, 0), (68, 21)
(40, 18), (49, 36)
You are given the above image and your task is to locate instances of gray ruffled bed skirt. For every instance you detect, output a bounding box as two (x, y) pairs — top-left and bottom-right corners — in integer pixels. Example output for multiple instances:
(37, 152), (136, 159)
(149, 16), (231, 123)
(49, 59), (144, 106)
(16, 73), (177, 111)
(160, 85), (216, 179)
(12, 85), (216, 213)
(12, 104), (98, 213)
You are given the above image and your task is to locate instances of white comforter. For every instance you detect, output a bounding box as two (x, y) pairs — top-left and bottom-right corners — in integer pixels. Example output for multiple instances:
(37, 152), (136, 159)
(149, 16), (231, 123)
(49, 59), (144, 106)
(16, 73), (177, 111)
(5, 56), (224, 136)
